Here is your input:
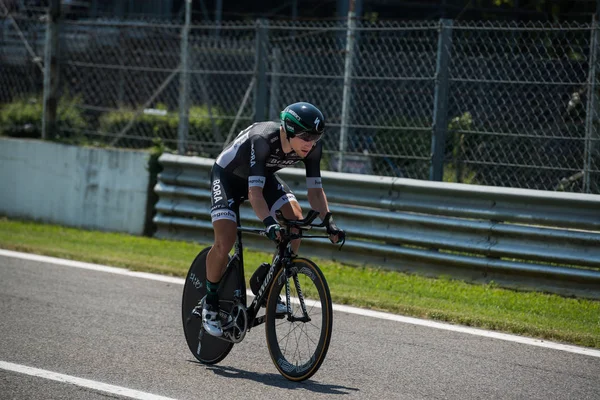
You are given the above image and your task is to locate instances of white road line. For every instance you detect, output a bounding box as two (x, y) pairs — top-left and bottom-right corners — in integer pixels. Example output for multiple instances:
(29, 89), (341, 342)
(0, 361), (177, 400)
(2, 248), (600, 359)
(0, 249), (184, 285)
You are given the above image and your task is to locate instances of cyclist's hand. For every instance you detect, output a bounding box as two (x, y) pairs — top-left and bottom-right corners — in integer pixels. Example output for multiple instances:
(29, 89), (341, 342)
(326, 217), (345, 244)
(328, 229), (345, 244)
(266, 223), (281, 241)
(263, 216), (281, 242)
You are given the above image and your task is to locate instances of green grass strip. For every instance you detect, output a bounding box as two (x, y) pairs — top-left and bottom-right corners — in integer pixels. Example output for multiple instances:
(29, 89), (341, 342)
(0, 217), (598, 349)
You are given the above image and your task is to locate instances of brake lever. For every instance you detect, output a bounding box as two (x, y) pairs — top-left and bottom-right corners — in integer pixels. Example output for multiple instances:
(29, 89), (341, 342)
(337, 235), (346, 250)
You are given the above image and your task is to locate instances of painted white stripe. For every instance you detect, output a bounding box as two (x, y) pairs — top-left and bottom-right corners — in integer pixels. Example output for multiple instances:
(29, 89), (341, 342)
(0, 249), (183, 285)
(1, 249), (599, 359)
(330, 304), (600, 359)
(0, 361), (177, 400)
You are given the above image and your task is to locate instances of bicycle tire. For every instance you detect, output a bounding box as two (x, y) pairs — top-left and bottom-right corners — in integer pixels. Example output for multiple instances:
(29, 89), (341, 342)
(265, 257), (333, 381)
(182, 246), (234, 364)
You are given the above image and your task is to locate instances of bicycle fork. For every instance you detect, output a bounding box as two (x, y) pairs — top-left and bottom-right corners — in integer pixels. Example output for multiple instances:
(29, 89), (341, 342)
(284, 264), (312, 323)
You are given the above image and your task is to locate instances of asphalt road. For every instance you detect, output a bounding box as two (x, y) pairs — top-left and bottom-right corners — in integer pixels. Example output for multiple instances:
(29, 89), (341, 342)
(1, 254), (599, 400)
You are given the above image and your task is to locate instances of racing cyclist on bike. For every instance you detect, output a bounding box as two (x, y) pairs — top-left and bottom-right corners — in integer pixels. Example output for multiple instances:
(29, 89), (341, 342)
(203, 102), (345, 337)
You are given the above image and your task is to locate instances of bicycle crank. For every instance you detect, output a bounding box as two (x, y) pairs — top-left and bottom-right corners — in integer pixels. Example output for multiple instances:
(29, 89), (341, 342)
(222, 303), (248, 343)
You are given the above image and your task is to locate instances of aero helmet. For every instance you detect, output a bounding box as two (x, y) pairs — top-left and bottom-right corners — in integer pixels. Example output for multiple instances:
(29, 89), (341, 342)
(280, 102), (325, 142)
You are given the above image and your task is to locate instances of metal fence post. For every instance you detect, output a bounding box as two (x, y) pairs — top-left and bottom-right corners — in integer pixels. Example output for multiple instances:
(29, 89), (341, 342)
(177, 0), (192, 155)
(117, 28), (125, 106)
(584, 17), (599, 194)
(254, 19), (269, 122)
(269, 47), (281, 120)
(42, 0), (60, 140)
(430, 18), (453, 182)
(338, 0), (356, 173)
(214, 0), (223, 39)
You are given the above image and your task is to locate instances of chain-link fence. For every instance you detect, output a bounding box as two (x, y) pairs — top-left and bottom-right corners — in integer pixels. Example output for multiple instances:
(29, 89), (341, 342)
(0, 13), (44, 103)
(1, 11), (599, 193)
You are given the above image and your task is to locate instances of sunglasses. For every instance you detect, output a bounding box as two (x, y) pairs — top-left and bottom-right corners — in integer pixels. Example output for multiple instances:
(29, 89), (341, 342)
(296, 132), (322, 143)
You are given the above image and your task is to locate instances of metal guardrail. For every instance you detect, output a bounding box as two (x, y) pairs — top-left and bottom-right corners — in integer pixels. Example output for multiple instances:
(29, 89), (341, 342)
(154, 153), (600, 298)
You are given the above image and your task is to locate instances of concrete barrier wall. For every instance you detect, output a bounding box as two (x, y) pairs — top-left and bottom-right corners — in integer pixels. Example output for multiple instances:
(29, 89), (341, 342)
(0, 138), (150, 234)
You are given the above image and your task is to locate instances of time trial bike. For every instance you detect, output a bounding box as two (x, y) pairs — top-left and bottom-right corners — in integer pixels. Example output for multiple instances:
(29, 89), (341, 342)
(182, 209), (339, 381)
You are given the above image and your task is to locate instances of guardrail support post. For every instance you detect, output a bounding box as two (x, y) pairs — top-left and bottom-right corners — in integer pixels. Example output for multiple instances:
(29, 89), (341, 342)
(430, 18), (453, 182)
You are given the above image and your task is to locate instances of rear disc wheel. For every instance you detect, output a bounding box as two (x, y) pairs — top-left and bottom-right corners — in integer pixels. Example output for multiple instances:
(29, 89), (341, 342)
(182, 246), (234, 364)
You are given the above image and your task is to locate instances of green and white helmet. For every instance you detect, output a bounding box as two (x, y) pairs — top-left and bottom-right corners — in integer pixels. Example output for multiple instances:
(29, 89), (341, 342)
(280, 102), (325, 141)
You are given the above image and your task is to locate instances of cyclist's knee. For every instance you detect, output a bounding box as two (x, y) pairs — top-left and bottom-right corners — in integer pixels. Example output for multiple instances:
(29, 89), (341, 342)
(290, 201), (303, 219)
(212, 239), (233, 254)
(212, 232), (235, 256)
(211, 220), (236, 257)
(278, 201), (303, 221)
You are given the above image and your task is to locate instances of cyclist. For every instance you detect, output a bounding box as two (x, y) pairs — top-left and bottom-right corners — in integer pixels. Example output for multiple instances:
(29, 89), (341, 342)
(203, 101), (345, 337)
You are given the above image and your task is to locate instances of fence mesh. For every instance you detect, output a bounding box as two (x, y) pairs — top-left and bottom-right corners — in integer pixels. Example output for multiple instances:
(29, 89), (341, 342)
(1, 12), (598, 193)
(0, 14), (44, 103)
(448, 21), (598, 193)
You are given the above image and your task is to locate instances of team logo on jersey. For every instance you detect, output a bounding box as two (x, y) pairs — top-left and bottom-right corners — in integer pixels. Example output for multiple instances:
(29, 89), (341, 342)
(266, 158), (297, 167)
(212, 179), (223, 202)
(250, 142), (256, 167)
(227, 198), (235, 208)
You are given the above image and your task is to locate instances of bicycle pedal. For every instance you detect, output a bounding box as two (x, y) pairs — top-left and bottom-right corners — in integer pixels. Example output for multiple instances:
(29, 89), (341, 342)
(219, 311), (234, 328)
(221, 320), (235, 330)
(191, 306), (202, 318)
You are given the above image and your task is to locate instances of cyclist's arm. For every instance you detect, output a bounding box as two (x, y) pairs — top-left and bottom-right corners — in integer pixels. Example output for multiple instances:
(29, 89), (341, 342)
(247, 137), (272, 222)
(304, 141), (330, 219)
(307, 187), (331, 219)
(249, 187), (271, 221)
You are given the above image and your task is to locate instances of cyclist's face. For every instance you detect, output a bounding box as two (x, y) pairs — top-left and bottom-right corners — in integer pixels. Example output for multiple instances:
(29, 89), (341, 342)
(290, 135), (318, 157)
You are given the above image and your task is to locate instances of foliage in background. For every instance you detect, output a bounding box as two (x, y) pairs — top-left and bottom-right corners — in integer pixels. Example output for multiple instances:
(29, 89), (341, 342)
(0, 95), (86, 139)
(371, 117), (432, 179)
(446, 112), (478, 184)
(370, 114), (478, 183)
(98, 103), (226, 155)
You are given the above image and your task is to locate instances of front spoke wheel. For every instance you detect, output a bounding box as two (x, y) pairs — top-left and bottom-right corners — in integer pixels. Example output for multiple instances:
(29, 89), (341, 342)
(265, 258), (333, 382)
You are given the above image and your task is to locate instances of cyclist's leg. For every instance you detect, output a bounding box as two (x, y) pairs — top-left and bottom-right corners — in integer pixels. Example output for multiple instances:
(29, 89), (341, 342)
(207, 165), (240, 285)
(206, 220), (237, 283)
(278, 200), (303, 255)
(263, 174), (303, 254)
(204, 165), (243, 336)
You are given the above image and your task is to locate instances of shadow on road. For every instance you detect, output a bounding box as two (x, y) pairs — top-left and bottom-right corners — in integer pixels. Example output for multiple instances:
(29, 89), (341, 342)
(187, 361), (359, 394)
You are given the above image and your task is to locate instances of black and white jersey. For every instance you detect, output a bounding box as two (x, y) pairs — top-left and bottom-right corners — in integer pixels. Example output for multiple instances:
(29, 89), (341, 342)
(215, 121), (323, 189)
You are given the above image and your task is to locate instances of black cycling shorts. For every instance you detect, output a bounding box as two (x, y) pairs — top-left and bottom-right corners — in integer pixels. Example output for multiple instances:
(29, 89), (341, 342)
(209, 164), (297, 223)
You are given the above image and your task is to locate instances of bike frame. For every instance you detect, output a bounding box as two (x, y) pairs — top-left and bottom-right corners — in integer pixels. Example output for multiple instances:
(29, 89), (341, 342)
(216, 210), (279, 330)
(218, 209), (330, 331)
